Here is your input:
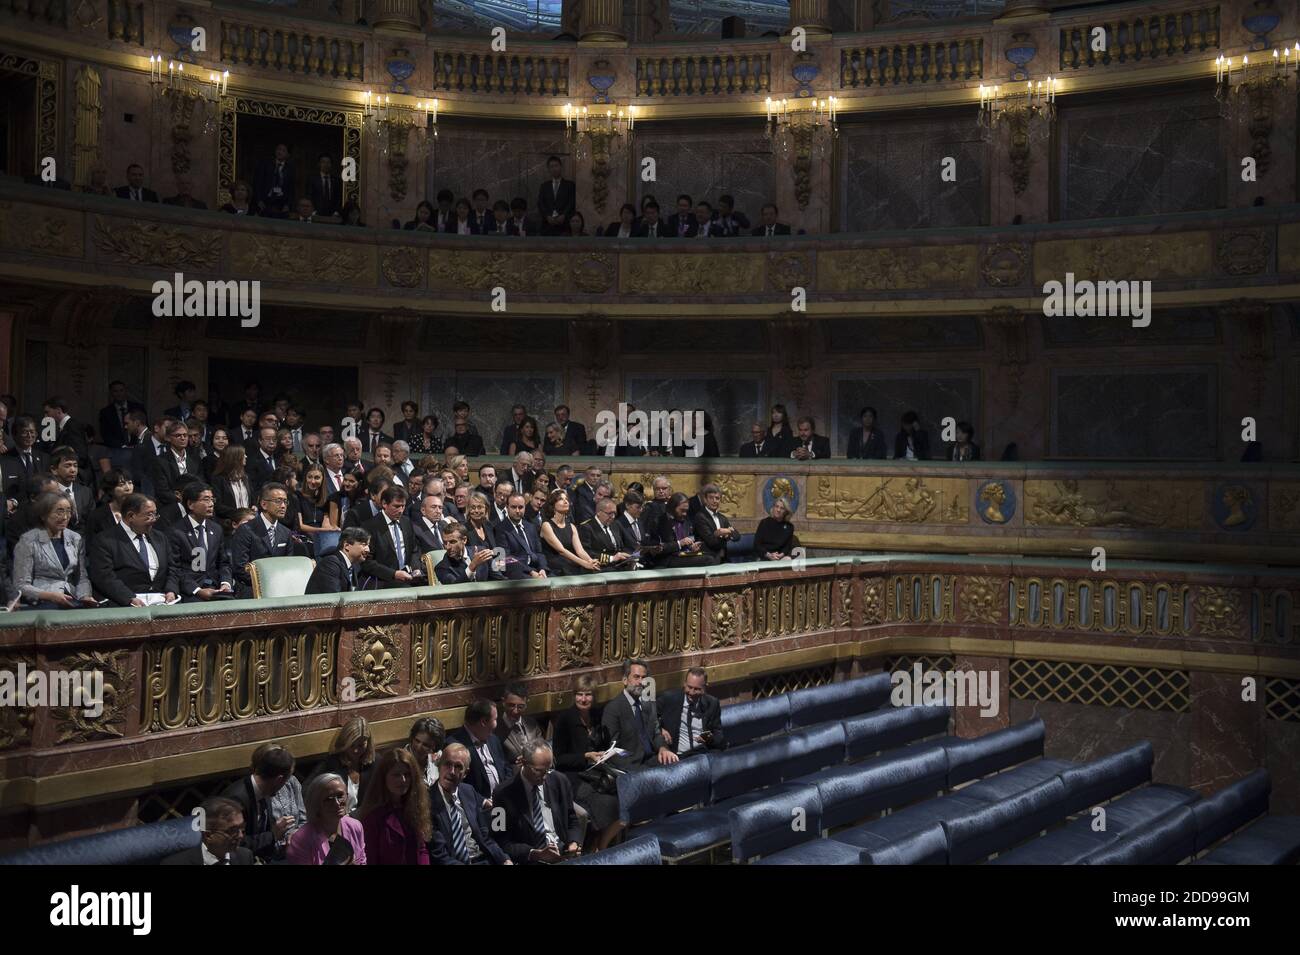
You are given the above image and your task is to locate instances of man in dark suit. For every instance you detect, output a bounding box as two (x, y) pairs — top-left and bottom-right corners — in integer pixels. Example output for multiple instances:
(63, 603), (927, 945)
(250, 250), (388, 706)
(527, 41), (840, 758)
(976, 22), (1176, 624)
(126, 412), (161, 499)
(580, 498), (634, 570)
(506, 452), (534, 496)
(497, 493), (547, 578)
(633, 201), (665, 238)
(246, 427), (279, 495)
(658, 667), (726, 758)
(739, 423), (774, 458)
(691, 482), (739, 565)
(714, 194), (750, 237)
(89, 493), (180, 605)
(357, 408), (393, 456)
(41, 396), (90, 471)
(361, 486), (422, 588)
(506, 197), (533, 236)
(603, 658), (676, 770)
(342, 475), (387, 531)
(98, 381), (147, 451)
(790, 416), (832, 461)
(491, 740), (580, 863)
(688, 202), (724, 239)
(3, 416), (47, 505)
(163, 380), (198, 423)
(411, 494), (452, 553)
(228, 482), (295, 598)
(113, 163), (159, 202)
(429, 743), (511, 865)
(161, 175), (208, 209)
(469, 188), (494, 235)
(894, 411), (931, 461)
(497, 405), (528, 456)
(616, 489), (655, 562)
(305, 526), (371, 594)
(154, 421), (204, 502)
(252, 142), (295, 217)
(307, 154), (342, 218)
(155, 473), (199, 532)
(751, 203), (792, 237)
(434, 524), (503, 584)
(552, 404), (587, 451)
(537, 155), (576, 235)
(220, 746), (296, 862)
(661, 193), (692, 237)
(448, 422), (484, 456)
(168, 482), (234, 602)
(48, 448), (93, 533)
(570, 466), (601, 523)
(446, 698), (515, 802)
(159, 797), (255, 865)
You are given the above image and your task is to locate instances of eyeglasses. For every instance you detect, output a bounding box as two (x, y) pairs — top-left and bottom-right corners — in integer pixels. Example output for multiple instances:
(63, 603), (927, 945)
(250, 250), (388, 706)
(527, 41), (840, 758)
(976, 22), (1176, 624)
(325, 792), (348, 803)
(526, 765), (554, 776)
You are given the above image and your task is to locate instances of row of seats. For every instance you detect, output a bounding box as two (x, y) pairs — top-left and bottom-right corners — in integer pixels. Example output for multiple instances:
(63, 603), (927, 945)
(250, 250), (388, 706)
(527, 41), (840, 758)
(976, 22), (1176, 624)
(719, 672), (895, 747)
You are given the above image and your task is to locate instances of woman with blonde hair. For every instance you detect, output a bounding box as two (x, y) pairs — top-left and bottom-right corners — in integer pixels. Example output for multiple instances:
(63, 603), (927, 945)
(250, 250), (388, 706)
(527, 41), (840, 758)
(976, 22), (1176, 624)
(754, 497), (799, 560)
(287, 773), (367, 865)
(357, 748), (432, 865)
(310, 716), (375, 813)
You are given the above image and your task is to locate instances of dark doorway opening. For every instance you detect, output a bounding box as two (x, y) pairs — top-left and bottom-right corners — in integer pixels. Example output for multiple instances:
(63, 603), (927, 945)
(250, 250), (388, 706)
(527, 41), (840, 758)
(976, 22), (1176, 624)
(207, 358), (358, 432)
(234, 112), (345, 211)
(0, 73), (37, 177)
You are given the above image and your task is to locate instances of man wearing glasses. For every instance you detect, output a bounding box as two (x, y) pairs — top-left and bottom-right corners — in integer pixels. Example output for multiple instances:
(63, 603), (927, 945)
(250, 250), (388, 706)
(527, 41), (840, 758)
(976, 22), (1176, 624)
(229, 482), (294, 598)
(161, 797), (254, 865)
(490, 739), (581, 864)
(429, 743), (511, 865)
(168, 482), (234, 602)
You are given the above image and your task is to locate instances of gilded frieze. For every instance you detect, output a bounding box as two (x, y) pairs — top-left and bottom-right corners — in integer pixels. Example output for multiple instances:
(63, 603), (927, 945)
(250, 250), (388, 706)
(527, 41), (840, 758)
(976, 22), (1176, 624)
(429, 250), (567, 292)
(611, 472), (756, 519)
(1033, 233), (1212, 285)
(381, 246), (426, 287)
(94, 215), (220, 270)
(622, 253), (766, 295)
(0, 201), (83, 258)
(817, 245), (976, 293)
(557, 604), (594, 669)
(54, 649), (132, 744)
(1269, 484), (1300, 532)
(410, 609), (546, 689)
(1193, 586), (1244, 638)
(960, 576), (1003, 625)
(806, 475), (969, 524)
(230, 233), (374, 285)
(0, 652), (36, 751)
(350, 624), (402, 700)
(1279, 223), (1300, 274)
(1023, 480), (1196, 530)
(601, 594), (702, 662)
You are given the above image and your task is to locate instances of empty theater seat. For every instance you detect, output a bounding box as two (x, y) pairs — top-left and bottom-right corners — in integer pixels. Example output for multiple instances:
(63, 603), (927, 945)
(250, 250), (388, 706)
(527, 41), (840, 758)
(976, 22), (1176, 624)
(1080, 806), (1198, 865)
(787, 673), (891, 728)
(1195, 816), (1300, 865)
(860, 823), (950, 865)
(728, 784), (824, 862)
(942, 777), (1070, 865)
(720, 694), (791, 747)
(564, 834), (662, 866)
(842, 705), (951, 760)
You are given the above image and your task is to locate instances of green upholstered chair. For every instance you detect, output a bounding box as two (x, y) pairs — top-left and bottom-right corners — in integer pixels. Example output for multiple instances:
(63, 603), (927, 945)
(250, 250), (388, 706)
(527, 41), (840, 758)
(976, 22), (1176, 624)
(421, 549), (446, 584)
(248, 556), (316, 598)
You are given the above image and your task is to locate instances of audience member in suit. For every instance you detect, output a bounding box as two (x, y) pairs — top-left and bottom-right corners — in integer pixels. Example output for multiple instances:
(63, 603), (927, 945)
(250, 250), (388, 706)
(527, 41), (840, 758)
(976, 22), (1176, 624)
(360, 486), (423, 587)
(113, 163), (159, 202)
(391, 401), (421, 444)
(496, 681), (547, 766)
(126, 413), (163, 498)
(89, 493), (179, 605)
(633, 201), (665, 238)
(342, 475), (386, 530)
(691, 482), (739, 565)
(167, 482), (235, 601)
(446, 698), (515, 802)
(790, 416), (833, 461)
(713, 195), (750, 237)
(287, 773), (367, 865)
(658, 667), (726, 757)
(448, 423), (484, 456)
(506, 196), (533, 236)
(894, 411), (931, 461)
(162, 380), (199, 425)
(246, 427), (280, 494)
(41, 397), (91, 472)
(570, 469), (601, 524)
(487, 482), (514, 528)
(160, 797), (256, 865)
(496, 405), (527, 456)
(3, 416), (47, 505)
(305, 526), (370, 594)
(428, 743), (511, 865)
(537, 155), (576, 235)
(552, 405), (587, 452)
(221, 745), (297, 862)
(602, 658), (676, 770)
(153, 421), (204, 501)
(604, 202), (637, 237)
(357, 748), (432, 866)
(468, 189), (494, 235)
(846, 406), (888, 459)
(580, 498), (635, 570)
(98, 381), (146, 450)
(551, 673), (623, 851)
(209, 445), (254, 523)
(434, 522), (504, 584)
(653, 492), (709, 567)
(663, 194), (694, 237)
(496, 492), (548, 577)
(252, 142), (295, 217)
(410, 494), (452, 553)
(161, 175), (208, 209)
(46, 448), (93, 532)
(85, 469), (135, 541)
(228, 482), (295, 598)
(154, 472), (198, 533)
(689, 202), (723, 239)
(485, 199), (513, 236)
(491, 740), (581, 863)
(752, 203), (792, 236)
(307, 154), (342, 218)
(738, 423), (775, 458)
(947, 421), (982, 462)
(754, 498), (799, 560)
(445, 197), (480, 235)
(12, 492), (96, 609)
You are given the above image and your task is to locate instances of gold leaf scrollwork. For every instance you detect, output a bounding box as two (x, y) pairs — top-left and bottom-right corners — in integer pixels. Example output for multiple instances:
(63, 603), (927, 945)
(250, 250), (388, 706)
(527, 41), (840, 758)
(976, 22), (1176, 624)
(1194, 586), (1243, 638)
(960, 576), (1002, 625)
(572, 251), (616, 293)
(382, 246), (426, 287)
(0, 653), (37, 751)
(862, 577), (885, 625)
(54, 649), (133, 744)
(837, 578), (853, 627)
(711, 592), (740, 647)
(94, 216), (221, 269)
(350, 625), (402, 699)
(766, 250), (812, 292)
(981, 242), (1028, 287)
(557, 605), (594, 669)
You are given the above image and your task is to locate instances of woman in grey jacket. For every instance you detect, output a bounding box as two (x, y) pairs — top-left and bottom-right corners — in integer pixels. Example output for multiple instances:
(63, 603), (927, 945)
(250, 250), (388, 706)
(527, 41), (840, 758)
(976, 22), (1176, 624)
(13, 492), (96, 609)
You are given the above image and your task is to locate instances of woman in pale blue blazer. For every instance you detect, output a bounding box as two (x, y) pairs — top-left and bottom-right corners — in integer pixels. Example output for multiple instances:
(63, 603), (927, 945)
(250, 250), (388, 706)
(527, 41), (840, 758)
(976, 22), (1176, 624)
(13, 492), (97, 610)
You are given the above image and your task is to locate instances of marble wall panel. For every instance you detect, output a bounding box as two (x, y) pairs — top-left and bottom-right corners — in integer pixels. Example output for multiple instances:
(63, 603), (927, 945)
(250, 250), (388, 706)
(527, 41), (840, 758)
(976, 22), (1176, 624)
(428, 128), (571, 216)
(620, 320), (769, 353)
(823, 316), (983, 352)
(839, 113), (988, 232)
(1050, 366), (1217, 459)
(832, 371), (978, 456)
(1059, 89), (1222, 220)
(624, 374), (764, 455)
(1265, 720), (1300, 814)
(631, 128), (775, 225)
(422, 373), (561, 447)
(1039, 308), (1219, 347)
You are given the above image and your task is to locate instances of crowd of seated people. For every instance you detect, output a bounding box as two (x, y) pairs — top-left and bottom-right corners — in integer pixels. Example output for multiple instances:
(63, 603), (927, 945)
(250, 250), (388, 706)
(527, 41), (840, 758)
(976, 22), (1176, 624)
(160, 662), (725, 864)
(0, 381), (985, 607)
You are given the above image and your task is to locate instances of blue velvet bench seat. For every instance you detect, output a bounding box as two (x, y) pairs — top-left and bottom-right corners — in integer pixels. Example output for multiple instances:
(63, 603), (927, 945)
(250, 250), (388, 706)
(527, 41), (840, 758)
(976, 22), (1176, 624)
(564, 834), (662, 865)
(0, 818), (197, 865)
(1195, 817), (1300, 865)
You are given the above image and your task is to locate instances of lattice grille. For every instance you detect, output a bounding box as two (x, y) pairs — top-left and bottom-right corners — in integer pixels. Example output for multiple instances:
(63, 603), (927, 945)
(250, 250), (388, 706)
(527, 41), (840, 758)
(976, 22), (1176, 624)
(1265, 678), (1300, 723)
(1009, 659), (1189, 712)
(137, 778), (231, 824)
(752, 664), (836, 699)
(886, 655), (955, 676)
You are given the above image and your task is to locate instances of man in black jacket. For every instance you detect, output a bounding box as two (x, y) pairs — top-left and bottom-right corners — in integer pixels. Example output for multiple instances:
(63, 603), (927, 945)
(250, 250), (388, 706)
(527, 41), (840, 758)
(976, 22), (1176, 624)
(739, 423), (774, 458)
(497, 493), (547, 577)
(434, 523), (502, 584)
(252, 143), (294, 217)
(602, 658), (676, 770)
(307, 154), (342, 218)
(361, 486), (422, 587)
(429, 744), (511, 865)
(98, 381), (147, 451)
(113, 163), (159, 202)
(160, 797), (255, 865)
(658, 667), (726, 757)
(446, 698), (515, 802)
(305, 526), (371, 594)
(168, 481), (234, 601)
(751, 202), (791, 237)
(228, 482), (295, 597)
(491, 740), (581, 863)
(537, 155), (576, 235)
(89, 493), (180, 605)
(790, 416), (832, 461)
(579, 498), (634, 570)
(154, 421), (204, 502)
(41, 396), (90, 473)
(220, 745), (296, 862)
(691, 483), (738, 565)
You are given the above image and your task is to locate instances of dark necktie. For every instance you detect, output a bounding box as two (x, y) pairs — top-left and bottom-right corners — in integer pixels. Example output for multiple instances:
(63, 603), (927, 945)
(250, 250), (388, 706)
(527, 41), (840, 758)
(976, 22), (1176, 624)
(532, 785), (548, 839)
(21, 452), (31, 475)
(515, 522), (530, 558)
(684, 699), (694, 750)
(266, 523), (276, 552)
(137, 533), (150, 566)
(196, 522), (206, 555)
(447, 793), (469, 863)
(605, 524), (616, 549)
(391, 521), (405, 570)
(347, 560), (357, 590)
(632, 697), (653, 758)
(323, 176), (330, 201)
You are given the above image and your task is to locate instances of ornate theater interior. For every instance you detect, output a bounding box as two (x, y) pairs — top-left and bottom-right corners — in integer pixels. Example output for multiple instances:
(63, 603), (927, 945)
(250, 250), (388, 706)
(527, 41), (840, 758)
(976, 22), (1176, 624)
(0, 0), (1298, 884)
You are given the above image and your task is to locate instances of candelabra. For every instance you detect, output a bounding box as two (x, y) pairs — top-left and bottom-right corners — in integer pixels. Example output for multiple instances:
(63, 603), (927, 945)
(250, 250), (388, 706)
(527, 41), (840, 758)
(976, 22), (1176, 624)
(764, 96), (838, 162)
(562, 102), (635, 164)
(149, 54), (228, 135)
(1215, 43), (1298, 173)
(363, 92), (438, 155)
(977, 78), (1056, 143)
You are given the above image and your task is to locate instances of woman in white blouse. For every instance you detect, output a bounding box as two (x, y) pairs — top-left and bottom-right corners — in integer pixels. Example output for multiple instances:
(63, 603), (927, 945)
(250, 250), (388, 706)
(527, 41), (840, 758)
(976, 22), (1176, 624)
(13, 493), (97, 609)
(210, 445), (252, 522)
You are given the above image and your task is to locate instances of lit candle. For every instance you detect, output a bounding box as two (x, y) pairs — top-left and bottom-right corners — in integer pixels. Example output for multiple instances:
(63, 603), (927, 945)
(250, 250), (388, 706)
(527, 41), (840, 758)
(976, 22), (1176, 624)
(222, 70), (229, 94)
(628, 104), (634, 130)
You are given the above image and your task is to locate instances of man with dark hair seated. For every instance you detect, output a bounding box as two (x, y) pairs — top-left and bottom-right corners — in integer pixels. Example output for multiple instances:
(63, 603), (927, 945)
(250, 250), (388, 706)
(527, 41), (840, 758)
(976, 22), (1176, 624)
(306, 526), (371, 594)
(113, 162), (159, 202)
(221, 744), (297, 862)
(169, 481), (234, 602)
(429, 743), (511, 865)
(434, 523), (502, 584)
(447, 698), (514, 801)
(89, 492), (179, 606)
(228, 482), (294, 597)
(160, 797), (254, 865)
(360, 485), (421, 587)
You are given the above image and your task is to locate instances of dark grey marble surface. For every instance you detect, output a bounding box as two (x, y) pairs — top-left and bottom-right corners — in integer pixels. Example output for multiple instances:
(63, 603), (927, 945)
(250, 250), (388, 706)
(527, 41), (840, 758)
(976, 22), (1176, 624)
(421, 373), (561, 450)
(838, 114), (987, 231)
(624, 375), (763, 454)
(419, 318), (569, 352)
(823, 316), (983, 351)
(1039, 308), (1219, 347)
(1059, 90), (1222, 220)
(1050, 366), (1217, 459)
(620, 320), (769, 353)
(429, 130), (571, 213)
(632, 129), (774, 227)
(832, 372), (978, 456)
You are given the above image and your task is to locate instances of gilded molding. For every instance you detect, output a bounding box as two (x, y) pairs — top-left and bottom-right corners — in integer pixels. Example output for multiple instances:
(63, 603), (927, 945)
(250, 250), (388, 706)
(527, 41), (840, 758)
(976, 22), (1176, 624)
(0, 201), (83, 258)
(1023, 480), (1196, 530)
(818, 245), (976, 292)
(862, 577), (886, 625)
(351, 624), (403, 699)
(960, 575), (1003, 625)
(53, 649), (132, 745)
(0, 50), (58, 167)
(411, 609), (547, 690)
(0, 652), (37, 751)
(807, 475), (969, 524)
(622, 253), (766, 295)
(980, 242), (1029, 287)
(1193, 586), (1244, 639)
(557, 604), (595, 669)
(601, 593), (702, 661)
(93, 215), (221, 269)
(229, 232), (375, 285)
(1215, 228), (1271, 276)
(1033, 233), (1213, 285)
(430, 250), (567, 292)
(572, 250), (616, 293)
(767, 250), (814, 293)
(381, 246), (426, 288)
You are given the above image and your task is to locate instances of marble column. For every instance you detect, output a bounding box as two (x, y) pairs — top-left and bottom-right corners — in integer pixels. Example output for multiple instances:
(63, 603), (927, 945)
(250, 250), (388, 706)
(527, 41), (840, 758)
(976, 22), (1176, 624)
(789, 0), (831, 35)
(579, 0), (627, 44)
(372, 0), (421, 32)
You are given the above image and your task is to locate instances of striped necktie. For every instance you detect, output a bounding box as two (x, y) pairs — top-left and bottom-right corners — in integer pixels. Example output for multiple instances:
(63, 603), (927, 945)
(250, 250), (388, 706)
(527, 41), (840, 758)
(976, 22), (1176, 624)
(447, 793), (469, 863)
(532, 784), (548, 839)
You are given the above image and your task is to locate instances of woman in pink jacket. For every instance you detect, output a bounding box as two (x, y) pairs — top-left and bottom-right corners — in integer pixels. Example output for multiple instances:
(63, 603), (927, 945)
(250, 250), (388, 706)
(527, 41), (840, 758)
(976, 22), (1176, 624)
(287, 773), (367, 865)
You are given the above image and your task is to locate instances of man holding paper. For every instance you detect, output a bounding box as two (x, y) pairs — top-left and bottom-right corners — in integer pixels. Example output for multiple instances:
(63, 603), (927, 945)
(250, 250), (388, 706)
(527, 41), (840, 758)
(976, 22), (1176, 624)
(602, 658), (677, 770)
(90, 492), (179, 606)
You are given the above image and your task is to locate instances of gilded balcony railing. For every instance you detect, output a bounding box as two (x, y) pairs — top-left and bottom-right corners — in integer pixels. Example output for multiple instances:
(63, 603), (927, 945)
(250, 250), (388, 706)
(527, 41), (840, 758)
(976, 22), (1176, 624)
(219, 21), (365, 81)
(839, 37), (983, 89)
(636, 52), (772, 96)
(430, 50), (569, 96)
(1058, 5), (1220, 70)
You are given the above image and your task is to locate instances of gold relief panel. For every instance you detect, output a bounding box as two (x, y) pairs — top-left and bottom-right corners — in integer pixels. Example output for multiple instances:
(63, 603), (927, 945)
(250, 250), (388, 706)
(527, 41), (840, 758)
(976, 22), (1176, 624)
(1268, 484), (1300, 532)
(817, 245), (976, 293)
(1192, 586), (1244, 639)
(959, 576), (1003, 625)
(621, 253), (766, 295)
(1279, 224), (1300, 274)
(1023, 480), (1196, 530)
(230, 232), (310, 280)
(429, 250), (567, 293)
(807, 475), (969, 524)
(93, 216), (221, 270)
(411, 609), (547, 690)
(0, 201), (83, 258)
(144, 628), (338, 731)
(613, 473), (755, 519)
(1032, 233), (1212, 285)
(54, 649), (132, 745)
(862, 577), (886, 625)
(350, 624), (402, 700)
(751, 579), (834, 641)
(572, 250), (617, 293)
(601, 594), (702, 663)
(709, 589), (751, 648)
(555, 605), (594, 670)
(836, 578), (854, 627)
(1009, 577), (1191, 637)
(884, 574), (957, 624)
(0, 652), (37, 751)
(382, 247), (426, 288)
(314, 241), (376, 286)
